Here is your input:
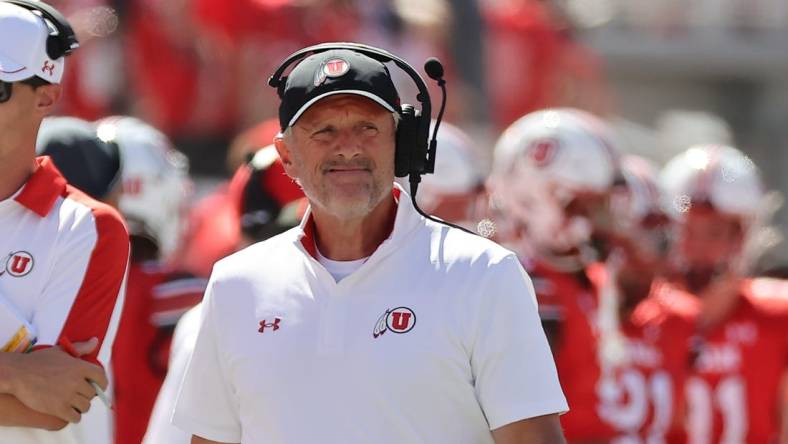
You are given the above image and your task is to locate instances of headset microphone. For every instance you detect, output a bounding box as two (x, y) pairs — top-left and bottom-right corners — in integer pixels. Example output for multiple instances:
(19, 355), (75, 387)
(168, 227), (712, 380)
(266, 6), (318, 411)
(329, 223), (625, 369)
(422, 58), (446, 177)
(405, 57), (477, 237)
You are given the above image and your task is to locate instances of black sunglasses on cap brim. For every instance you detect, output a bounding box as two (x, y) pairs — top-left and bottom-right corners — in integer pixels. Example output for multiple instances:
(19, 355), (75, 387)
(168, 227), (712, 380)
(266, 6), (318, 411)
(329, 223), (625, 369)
(0, 77), (52, 103)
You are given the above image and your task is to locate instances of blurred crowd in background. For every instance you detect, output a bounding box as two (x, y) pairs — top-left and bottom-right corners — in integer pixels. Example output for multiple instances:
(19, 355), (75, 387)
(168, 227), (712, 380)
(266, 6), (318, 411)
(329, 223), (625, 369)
(29, 0), (788, 443)
(44, 0), (788, 267)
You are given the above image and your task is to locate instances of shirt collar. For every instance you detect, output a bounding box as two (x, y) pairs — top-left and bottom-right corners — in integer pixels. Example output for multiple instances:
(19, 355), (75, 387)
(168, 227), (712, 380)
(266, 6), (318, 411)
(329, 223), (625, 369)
(296, 182), (421, 259)
(14, 156), (68, 218)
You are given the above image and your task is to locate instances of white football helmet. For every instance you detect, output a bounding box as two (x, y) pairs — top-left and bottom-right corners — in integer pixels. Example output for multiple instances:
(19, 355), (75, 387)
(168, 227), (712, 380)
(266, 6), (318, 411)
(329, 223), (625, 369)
(612, 155), (666, 233)
(96, 116), (191, 260)
(660, 144), (764, 220)
(659, 144), (782, 274)
(406, 120), (486, 230)
(489, 108), (620, 259)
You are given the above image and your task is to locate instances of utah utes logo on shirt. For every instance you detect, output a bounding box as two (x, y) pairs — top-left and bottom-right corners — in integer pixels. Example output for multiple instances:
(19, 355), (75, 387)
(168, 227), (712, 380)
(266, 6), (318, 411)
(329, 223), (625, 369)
(372, 307), (416, 338)
(1, 251), (34, 277)
(527, 138), (559, 168)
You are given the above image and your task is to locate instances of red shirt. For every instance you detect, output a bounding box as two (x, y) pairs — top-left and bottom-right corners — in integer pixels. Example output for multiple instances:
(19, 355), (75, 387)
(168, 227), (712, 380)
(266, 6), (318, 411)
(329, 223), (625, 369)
(112, 262), (206, 444)
(592, 275), (699, 444)
(527, 261), (617, 441)
(685, 278), (788, 444)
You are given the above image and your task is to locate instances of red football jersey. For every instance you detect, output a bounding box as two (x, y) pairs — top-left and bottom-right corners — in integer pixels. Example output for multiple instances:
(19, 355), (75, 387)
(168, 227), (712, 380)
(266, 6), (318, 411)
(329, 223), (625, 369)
(527, 260), (617, 441)
(112, 262), (207, 444)
(685, 278), (788, 444)
(593, 278), (699, 444)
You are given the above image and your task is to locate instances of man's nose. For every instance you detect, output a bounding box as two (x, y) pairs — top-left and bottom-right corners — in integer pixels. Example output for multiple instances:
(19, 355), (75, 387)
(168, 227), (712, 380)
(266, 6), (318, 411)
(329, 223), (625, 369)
(332, 128), (363, 158)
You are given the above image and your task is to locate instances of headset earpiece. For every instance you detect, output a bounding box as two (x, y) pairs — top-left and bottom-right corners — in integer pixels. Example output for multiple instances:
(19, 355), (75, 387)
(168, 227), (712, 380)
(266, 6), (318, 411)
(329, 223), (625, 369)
(46, 36), (63, 60)
(4, 0), (79, 60)
(395, 104), (420, 178)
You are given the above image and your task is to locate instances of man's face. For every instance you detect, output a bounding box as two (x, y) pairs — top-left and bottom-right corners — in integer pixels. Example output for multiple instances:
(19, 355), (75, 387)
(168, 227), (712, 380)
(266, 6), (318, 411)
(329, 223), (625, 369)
(678, 206), (743, 275)
(0, 81), (37, 139)
(277, 95), (396, 220)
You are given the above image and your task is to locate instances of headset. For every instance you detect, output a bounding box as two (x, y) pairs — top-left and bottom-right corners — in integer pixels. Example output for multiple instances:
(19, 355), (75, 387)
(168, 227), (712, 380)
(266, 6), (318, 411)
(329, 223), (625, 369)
(268, 42), (445, 184)
(4, 0), (79, 60)
(268, 42), (478, 236)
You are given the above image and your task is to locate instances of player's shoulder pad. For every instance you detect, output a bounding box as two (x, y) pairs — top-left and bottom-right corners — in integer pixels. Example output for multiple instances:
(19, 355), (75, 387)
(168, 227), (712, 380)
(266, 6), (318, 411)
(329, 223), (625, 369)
(743, 277), (788, 314)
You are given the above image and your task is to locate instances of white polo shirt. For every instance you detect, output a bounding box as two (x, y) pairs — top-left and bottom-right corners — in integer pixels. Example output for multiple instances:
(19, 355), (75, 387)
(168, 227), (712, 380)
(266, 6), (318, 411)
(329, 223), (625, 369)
(173, 185), (567, 443)
(0, 156), (129, 444)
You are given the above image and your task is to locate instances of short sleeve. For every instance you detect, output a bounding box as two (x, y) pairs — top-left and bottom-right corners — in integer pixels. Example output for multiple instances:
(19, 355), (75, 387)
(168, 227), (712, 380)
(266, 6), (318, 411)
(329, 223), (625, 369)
(171, 278), (241, 442)
(470, 254), (568, 430)
(34, 208), (129, 368)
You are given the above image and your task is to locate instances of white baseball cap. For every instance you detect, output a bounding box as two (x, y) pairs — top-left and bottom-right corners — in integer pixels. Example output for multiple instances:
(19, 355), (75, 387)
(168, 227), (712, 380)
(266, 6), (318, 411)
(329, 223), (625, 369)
(0, 2), (67, 84)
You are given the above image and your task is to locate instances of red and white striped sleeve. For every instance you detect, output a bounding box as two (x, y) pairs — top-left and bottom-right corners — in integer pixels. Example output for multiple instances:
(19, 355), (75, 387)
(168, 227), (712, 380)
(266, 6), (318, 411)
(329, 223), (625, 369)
(31, 187), (129, 368)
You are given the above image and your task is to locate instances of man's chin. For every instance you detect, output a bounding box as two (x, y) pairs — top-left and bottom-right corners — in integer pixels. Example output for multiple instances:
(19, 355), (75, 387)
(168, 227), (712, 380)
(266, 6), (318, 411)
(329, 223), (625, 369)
(319, 194), (383, 220)
(684, 266), (719, 293)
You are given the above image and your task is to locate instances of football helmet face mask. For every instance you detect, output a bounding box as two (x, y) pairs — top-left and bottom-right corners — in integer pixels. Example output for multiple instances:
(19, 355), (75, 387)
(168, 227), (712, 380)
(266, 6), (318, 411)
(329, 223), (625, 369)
(97, 116), (191, 261)
(489, 108), (620, 263)
(600, 155), (673, 289)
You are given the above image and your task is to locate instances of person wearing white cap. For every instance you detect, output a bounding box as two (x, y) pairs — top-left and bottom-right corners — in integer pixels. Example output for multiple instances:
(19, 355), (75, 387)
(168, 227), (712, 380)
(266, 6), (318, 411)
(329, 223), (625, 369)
(0, 1), (129, 443)
(173, 43), (566, 444)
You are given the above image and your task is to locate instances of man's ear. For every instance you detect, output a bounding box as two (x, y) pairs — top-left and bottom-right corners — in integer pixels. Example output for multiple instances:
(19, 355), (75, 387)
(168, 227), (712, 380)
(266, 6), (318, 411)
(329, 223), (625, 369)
(274, 133), (293, 168)
(34, 84), (62, 116)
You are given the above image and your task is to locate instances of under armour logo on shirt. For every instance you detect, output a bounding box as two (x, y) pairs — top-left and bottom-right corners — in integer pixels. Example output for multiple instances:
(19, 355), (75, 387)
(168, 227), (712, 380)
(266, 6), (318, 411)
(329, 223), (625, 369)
(258, 317), (282, 333)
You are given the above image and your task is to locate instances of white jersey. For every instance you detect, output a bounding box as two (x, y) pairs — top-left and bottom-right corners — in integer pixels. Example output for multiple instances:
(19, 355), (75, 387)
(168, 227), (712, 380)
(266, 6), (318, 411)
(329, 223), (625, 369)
(173, 184), (567, 443)
(0, 156), (129, 444)
(142, 304), (202, 444)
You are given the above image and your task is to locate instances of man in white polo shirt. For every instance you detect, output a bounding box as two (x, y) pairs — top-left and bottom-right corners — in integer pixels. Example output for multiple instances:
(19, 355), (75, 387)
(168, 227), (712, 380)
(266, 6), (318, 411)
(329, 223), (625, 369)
(0, 1), (129, 443)
(173, 45), (568, 444)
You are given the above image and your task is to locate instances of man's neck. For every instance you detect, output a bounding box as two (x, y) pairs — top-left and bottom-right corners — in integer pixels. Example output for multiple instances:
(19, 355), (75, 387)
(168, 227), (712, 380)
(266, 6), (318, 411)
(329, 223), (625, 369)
(0, 132), (37, 202)
(311, 196), (397, 261)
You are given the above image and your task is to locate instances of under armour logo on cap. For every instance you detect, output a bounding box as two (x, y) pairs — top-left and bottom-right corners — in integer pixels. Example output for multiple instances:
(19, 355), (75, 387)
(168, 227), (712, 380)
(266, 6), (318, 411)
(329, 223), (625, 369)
(41, 60), (55, 76)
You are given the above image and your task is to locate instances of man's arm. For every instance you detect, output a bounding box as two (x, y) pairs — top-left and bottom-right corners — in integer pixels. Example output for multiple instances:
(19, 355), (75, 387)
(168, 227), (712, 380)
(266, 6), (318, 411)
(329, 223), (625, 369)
(492, 414), (567, 444)
(192, 435), (238, 444)
(467, 255), (568, 440)
(32, 201), (129, 369)
(0, 339), (105, 426)
(0, 395), (67, 431)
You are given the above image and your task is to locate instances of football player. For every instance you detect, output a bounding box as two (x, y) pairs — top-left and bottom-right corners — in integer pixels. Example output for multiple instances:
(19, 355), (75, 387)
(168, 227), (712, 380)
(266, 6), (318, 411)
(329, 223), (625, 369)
(592, 155), (698, 443)
(660, 144), (788, 444)
(488, 107), (620, 443)
(95, 116), (207, 444)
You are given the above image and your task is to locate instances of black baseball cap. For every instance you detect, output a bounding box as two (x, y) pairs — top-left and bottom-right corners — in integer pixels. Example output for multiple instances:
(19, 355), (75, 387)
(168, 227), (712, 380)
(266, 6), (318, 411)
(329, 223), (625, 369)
(36, 117), (121, 200)
(278, 49), (401, 130)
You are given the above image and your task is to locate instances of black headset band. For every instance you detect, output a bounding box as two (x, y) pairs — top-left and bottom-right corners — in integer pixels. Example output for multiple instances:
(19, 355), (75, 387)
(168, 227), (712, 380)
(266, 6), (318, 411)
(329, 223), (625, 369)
(4, 0), (79, 59)
(267, 42), (432, 121)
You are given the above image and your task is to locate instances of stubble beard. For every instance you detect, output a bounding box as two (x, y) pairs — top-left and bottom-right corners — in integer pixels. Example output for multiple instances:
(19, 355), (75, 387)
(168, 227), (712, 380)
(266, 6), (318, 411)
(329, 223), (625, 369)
(294, 157), (392, 221)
